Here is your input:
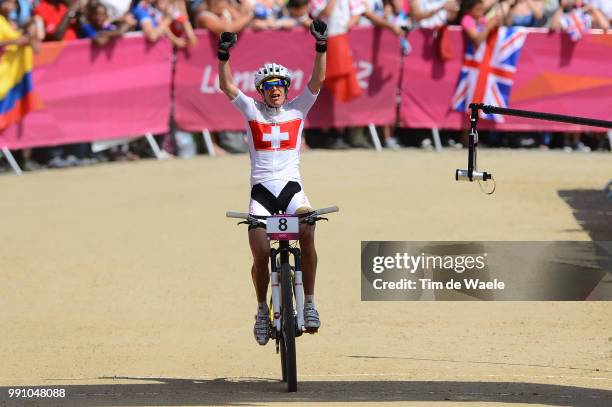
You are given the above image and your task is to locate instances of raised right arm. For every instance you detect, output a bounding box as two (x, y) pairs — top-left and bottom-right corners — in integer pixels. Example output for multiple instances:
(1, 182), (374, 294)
(219, 59), (240, 100)
(217, 32), (240, 100)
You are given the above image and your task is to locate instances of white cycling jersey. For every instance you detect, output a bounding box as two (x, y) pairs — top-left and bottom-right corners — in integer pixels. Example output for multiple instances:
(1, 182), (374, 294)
(232, 86), (318, 186)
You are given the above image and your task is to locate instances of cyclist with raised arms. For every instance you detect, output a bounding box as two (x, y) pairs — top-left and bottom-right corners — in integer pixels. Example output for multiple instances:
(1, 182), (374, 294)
(217, 21), (328, 345)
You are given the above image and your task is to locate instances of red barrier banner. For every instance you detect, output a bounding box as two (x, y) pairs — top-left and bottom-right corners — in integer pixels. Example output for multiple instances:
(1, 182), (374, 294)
(0, 35), (172, 149)
(400, 27), (612, 131)
(2, 27), (608, 151)
(174, 28), (401, 131)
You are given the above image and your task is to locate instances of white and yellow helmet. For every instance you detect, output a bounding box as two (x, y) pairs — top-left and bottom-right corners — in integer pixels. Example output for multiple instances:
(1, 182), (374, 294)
(254, 62), (292, 92)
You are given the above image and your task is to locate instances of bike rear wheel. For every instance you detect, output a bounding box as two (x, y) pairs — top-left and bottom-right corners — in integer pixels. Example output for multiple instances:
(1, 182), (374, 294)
(280, 262), (297, 392)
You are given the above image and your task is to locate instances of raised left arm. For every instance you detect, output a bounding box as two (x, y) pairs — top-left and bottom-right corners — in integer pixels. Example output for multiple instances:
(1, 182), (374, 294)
(308, 20), (328, 94)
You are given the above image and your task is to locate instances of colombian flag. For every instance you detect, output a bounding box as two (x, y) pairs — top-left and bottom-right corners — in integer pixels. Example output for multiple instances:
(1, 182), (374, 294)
(0, 15), (37, 131)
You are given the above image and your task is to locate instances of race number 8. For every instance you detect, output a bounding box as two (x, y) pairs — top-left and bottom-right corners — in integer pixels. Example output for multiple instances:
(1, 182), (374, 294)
(279, 218), (288, 231)
(266, 216), (299, 235)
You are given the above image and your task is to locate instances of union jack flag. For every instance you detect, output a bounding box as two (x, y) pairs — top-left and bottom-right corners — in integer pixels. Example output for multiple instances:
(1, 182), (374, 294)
(451, 27), (528, 122)
(560, 9), (592, 42)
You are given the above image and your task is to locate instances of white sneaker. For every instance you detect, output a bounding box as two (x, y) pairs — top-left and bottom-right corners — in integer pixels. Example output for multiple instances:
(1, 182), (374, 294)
(385, 137), (401, 150)
(574, 142), (591, 153)
(420, 138), (433, 150)
(253, 305), (270, 345)
(304, 302), (320, 332)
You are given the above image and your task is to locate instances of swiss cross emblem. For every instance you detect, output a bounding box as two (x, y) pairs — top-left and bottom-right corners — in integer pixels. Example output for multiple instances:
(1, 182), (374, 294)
(249, 119), (301, 151)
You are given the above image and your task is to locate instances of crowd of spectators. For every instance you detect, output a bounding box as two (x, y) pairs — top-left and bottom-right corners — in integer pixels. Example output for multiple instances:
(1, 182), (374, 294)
(0, 0), (610, 171)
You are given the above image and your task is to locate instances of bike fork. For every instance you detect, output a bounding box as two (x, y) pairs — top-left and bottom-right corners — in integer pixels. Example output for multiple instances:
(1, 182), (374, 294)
(270, 248), (281, 335)
(291, 247), (304, 331)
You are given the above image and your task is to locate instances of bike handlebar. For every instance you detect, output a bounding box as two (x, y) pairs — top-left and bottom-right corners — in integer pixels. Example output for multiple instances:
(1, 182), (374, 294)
(226, 211), (250, 219)
(314, 206), (339, 216)
(226, 206), (339, 222)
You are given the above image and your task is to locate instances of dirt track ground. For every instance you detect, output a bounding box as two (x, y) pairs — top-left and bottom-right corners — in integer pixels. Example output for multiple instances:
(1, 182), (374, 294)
(0, 148), (611, 406)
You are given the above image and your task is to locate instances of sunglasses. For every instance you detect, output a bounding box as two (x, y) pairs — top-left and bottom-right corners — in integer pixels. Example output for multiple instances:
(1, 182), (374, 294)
(261, 79), (288, 91)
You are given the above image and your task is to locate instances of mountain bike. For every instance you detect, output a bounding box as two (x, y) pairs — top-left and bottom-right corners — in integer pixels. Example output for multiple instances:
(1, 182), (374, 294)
(226, 206), (339, 392)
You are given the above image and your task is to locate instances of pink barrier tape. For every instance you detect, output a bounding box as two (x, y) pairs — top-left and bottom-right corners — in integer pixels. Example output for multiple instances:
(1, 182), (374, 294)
(174, 28), (401, 131)
(2, 27), (610, 150)
(0, 35), (173, 149)
(400, 27), (612, 131)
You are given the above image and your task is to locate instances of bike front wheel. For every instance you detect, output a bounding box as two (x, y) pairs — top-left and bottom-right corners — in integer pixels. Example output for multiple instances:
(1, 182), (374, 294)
(280, 262), (297, 392)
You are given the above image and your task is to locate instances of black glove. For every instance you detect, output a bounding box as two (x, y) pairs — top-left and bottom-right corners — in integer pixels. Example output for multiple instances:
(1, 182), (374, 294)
(218, 32), (237, 61)
(310, 20), (328, 53)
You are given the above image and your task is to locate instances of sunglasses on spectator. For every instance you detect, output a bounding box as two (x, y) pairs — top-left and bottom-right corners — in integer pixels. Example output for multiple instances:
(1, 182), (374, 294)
(261, 79), (288, 90)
